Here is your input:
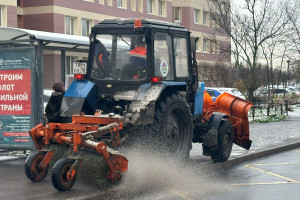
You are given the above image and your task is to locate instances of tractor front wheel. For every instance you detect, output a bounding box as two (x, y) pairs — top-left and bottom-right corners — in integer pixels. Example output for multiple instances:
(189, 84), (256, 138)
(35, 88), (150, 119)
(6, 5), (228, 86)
(51, 158), (77, 191)
(25, 151), (49, 182)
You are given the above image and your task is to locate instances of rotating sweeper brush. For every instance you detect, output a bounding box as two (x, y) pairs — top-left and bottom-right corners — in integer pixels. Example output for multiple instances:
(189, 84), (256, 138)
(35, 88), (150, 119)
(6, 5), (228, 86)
(25, 113), (128, 191)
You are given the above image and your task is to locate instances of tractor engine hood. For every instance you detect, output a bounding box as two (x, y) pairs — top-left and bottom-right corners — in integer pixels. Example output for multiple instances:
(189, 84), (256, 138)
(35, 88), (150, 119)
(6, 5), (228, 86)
(60, 80), (96, 117)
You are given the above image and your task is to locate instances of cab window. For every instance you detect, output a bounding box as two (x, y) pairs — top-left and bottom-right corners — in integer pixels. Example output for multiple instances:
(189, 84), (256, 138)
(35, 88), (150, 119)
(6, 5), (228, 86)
(154, 33), (174, 80)
(90, 34), (147, 81)
(174, 37), (190, 78)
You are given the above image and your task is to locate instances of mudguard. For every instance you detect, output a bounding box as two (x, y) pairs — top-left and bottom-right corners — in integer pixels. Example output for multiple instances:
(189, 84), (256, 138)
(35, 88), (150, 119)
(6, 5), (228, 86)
(60, 80), (96, 117)
(114, 82), (187, 125)
(202, 112), (228, 151)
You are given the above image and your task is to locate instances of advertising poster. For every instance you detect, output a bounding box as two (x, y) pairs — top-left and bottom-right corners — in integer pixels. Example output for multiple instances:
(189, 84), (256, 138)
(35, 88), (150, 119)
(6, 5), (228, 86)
(0, 49), (34, 149)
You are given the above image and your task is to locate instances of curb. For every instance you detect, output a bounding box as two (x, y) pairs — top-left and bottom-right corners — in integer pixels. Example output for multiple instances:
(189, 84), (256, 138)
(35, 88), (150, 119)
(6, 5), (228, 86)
(216, 141), (300, 169)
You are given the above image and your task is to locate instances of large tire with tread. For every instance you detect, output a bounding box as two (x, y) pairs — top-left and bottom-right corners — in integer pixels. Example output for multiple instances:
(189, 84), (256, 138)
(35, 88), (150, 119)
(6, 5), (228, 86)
(51, 158), (77, 191)
(154, 93), (193, 159)
(25, 151), (49, 182)
(211, 120), (233, 162)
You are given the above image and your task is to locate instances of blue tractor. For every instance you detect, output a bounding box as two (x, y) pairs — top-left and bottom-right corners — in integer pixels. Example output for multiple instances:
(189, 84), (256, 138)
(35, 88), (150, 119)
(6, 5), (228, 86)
(26, 19), (253, 191)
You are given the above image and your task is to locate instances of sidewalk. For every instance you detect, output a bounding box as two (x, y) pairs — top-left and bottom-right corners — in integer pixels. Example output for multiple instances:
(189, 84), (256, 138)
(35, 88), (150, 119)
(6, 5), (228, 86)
(221, 109), (300, 168)
(232, 109), (300, 157)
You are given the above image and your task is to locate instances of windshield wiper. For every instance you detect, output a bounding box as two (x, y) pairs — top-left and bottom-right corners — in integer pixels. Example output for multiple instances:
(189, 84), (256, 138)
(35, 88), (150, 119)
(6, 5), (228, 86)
(117, 35), (131, 47)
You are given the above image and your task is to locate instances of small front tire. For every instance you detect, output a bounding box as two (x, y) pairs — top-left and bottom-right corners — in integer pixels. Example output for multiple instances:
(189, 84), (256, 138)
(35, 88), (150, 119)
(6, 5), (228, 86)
(25, 151), (49, 182)
(51, 158), (77, 191)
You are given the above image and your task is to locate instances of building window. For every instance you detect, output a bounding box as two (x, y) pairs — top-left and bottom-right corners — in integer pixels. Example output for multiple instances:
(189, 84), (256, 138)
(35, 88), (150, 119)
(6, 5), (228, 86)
(17, 0), (23, 7)
(66, 56), (77, 76)
(203, 11), (208, 25)
(158, 0), (163, 16)
(131, 0), (136, 11)
(99, 0), (104, 4)
(118, 0), (124, 8)
(138, 0), (143, 12)
(147, 0), (153, 14)
(65, 56), (78, 87)
(107, 0), (112, 6)
(194, 9), (200, 24)
(203, 38), (210, 53)
(196, 39), (200, 52)
(0, 6), (2, 26)
(65, 16), (75, 35)
(174, 7), (181, 22)
(82, 19), (91, 37)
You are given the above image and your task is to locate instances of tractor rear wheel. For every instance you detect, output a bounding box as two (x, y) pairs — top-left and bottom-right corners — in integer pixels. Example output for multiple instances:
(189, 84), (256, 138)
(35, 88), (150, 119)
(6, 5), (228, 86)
(211, 120), (233, 162)
(154, 94), (193, 159)
(25, 151), (49, 182)
(51, 158), (77, 191)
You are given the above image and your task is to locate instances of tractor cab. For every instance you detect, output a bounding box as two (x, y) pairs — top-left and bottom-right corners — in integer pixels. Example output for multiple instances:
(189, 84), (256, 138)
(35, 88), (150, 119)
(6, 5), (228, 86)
(76, 19), (195, 94)
(64, 19), (198, 119)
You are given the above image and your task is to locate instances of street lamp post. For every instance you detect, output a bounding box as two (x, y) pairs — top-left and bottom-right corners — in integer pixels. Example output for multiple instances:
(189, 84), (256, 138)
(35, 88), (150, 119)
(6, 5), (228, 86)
(287, 60), (290, 86)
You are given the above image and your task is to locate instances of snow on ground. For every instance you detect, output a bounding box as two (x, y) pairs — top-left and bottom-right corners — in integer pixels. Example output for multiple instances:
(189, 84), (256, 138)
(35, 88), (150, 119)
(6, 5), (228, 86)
(0, 155), (19, 161)
(0, 150), (29, 161)
(289, 104), (300, 117)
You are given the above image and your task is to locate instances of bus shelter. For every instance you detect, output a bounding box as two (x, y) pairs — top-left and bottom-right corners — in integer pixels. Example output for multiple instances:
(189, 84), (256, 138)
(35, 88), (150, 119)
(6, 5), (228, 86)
(0, 27), (89, 150)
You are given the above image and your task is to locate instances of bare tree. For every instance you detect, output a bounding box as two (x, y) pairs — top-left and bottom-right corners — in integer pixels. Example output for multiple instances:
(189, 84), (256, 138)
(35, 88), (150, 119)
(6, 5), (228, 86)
(208, 0), (291, 101)
(296, 62), (300, 83)
(286, 0), (300, 55)
(261, 35), (285, 101)
(198, 62), (235, 87)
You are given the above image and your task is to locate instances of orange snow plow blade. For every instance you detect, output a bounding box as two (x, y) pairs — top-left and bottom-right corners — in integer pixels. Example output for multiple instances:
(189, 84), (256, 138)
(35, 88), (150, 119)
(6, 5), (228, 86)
(203, 91), (253, 150)
(215, 92), (253, 150)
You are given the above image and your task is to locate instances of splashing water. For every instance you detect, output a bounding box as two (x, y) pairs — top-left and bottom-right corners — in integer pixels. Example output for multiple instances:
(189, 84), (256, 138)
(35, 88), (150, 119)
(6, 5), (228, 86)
(102, 148), (233, 200)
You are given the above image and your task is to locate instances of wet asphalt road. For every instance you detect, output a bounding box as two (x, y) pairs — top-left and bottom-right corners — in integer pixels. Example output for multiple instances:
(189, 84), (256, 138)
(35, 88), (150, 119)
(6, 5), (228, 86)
(123, 148), (300, 200)
(0, 157), (98, 200)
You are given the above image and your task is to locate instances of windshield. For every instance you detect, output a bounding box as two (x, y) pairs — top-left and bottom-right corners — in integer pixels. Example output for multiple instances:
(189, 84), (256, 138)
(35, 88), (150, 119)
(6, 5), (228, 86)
(90, 34), (147, 81)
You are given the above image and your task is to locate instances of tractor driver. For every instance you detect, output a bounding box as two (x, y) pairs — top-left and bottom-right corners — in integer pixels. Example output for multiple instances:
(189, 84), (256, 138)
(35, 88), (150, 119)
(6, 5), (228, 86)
(92, 39), (112, 78)
(128, 36), (147, 79)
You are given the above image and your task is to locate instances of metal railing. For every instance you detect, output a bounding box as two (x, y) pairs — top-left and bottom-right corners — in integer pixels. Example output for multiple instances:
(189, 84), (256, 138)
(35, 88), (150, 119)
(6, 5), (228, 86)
(249, 102), (288, 121)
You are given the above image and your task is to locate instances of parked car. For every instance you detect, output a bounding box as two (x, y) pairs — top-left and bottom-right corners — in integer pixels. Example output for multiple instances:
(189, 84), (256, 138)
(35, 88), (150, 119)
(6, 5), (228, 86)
(205, 87), (246, 100)
(204, 88), (221, 102)
(254, 85), (300, 104)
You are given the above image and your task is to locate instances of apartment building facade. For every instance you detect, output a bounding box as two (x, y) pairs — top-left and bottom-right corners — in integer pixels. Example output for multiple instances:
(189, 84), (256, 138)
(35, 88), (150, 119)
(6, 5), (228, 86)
(0, 0), (231, 87)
